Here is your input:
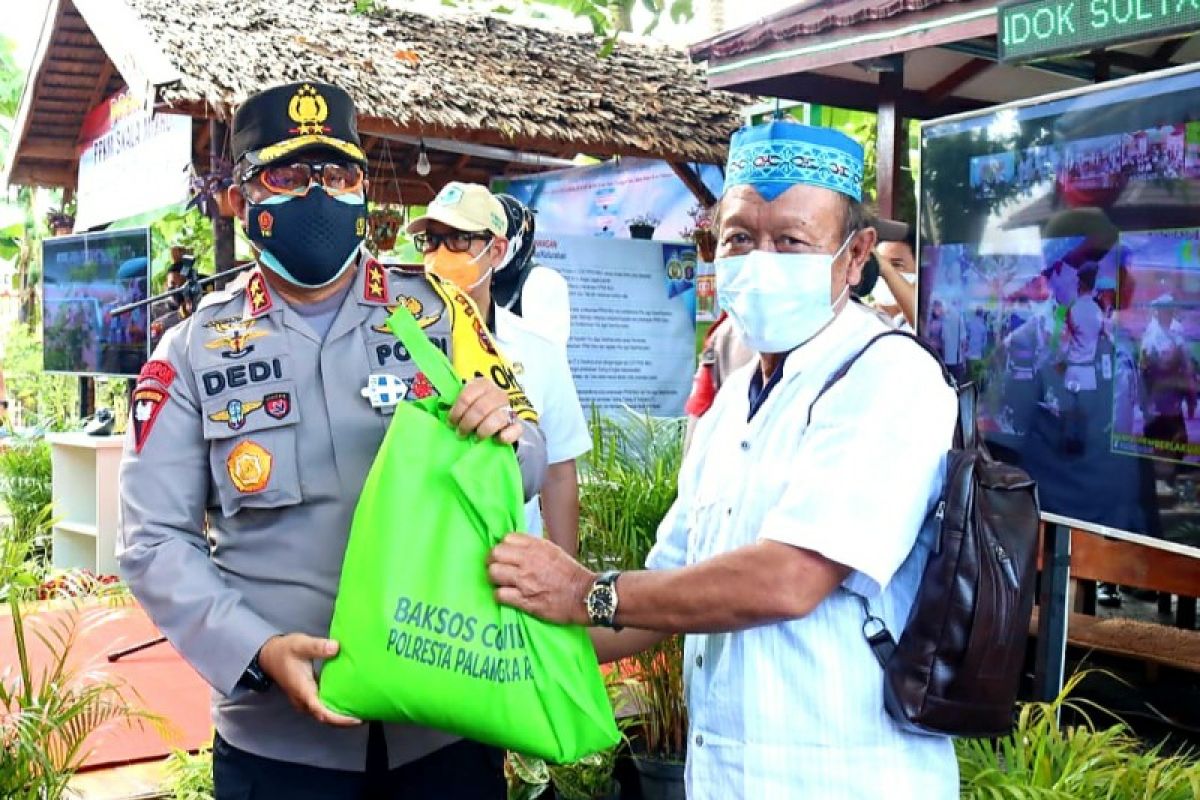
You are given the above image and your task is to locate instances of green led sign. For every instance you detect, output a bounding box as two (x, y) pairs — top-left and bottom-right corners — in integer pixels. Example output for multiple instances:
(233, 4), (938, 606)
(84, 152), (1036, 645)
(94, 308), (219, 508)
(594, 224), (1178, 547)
(999, 0), (1200, 63)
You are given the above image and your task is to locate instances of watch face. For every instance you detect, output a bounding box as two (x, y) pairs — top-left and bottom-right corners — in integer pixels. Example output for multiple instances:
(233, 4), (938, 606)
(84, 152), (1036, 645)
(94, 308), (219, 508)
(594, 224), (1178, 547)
(587, 586), (615, 622)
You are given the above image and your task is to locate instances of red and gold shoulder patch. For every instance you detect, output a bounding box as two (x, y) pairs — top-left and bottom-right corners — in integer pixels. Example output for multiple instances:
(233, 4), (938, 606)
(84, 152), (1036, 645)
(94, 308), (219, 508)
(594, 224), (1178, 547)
(246, 272), (274, 317)
(130, 387), (169, 453)
(363, 258), (389, 304)
(137, 359), (176, 389)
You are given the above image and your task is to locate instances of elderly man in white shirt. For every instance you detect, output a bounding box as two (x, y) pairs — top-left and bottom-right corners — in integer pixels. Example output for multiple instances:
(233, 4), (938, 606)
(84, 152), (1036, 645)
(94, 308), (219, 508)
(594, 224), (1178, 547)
(486, 121), (959, 798)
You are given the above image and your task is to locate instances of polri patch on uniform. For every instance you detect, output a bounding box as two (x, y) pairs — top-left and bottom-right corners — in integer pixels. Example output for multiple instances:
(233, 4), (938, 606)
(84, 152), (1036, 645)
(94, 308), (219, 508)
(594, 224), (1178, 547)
(227, 440), (272, 493)
(364, 259), (389, 304)
(263, 392), (291, 420)
(246, 272), (274, 317)
(138, 360), (176, 389)
(408, 372), (436, 400)
(131, 387), (169, 453)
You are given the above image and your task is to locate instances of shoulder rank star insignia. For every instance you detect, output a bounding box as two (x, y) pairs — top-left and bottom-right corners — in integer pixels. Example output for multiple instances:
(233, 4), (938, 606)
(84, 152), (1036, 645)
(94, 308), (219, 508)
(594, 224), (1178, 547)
(364, 259), (388, 303)
(204, 318), (268, 359)
(246, 272), (274, 317)
(288, 84), (331, 136)
(372, 295), (442, 333)
(209, 398), (264, 430)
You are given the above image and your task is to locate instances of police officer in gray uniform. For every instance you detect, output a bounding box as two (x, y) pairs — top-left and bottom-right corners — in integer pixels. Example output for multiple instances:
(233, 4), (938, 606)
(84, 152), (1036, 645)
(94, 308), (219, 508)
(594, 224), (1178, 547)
(118, 81), (547, 799)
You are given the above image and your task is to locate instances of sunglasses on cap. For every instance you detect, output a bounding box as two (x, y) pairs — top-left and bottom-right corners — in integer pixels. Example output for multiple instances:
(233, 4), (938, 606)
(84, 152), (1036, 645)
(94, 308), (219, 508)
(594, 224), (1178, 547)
(241, 161), (365, 200)
(413, 231), (492, 254)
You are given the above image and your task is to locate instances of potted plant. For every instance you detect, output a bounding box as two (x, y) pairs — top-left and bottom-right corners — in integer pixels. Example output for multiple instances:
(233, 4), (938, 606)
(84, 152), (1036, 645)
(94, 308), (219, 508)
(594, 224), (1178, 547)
(187, 159), (235, 218)
(624, 634), (686, 800)
(684, 204), (717, 263)
(627, 215), (660, 240)
(369, 207), (405, 253)
(577, 409), (687, 800)
(504, 751), (551, 800)
(45, 207), (74, 237)
(549, 749), (621, 800)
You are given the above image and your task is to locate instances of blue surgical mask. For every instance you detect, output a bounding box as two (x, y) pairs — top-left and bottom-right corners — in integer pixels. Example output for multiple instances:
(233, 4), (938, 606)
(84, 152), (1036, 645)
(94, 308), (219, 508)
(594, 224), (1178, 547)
(716, 234), (853, 353)
(247, 189), (367, 288)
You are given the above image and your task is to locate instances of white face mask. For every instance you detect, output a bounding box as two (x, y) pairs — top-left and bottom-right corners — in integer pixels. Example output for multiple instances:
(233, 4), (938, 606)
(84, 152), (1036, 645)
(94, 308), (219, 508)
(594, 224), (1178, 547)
(716, 234), (853, 353)
(871, 271), (917, 307)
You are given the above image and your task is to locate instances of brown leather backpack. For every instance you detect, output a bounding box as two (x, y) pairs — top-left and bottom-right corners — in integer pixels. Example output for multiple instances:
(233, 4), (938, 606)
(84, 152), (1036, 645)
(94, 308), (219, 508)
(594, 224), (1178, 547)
(807, 330), (1041, 737)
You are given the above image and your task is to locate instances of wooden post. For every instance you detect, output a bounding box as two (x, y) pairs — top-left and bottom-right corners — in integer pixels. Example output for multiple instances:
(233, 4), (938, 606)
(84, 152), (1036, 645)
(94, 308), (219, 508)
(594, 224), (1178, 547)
(1034, 523), (1071, 704)
(876, 61), (905, 219)
(210, 119), (236, 273)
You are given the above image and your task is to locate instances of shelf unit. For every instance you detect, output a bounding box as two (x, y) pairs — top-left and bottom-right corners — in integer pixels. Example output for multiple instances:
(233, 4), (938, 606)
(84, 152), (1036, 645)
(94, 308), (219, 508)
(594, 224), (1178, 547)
(47, 432), (125, 575)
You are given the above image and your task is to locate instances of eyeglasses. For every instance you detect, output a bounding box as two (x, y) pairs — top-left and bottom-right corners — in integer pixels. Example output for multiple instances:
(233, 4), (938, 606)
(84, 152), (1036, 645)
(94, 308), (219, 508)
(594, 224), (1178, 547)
(413, 231), (492, 254)
(243, 161), (365, 199)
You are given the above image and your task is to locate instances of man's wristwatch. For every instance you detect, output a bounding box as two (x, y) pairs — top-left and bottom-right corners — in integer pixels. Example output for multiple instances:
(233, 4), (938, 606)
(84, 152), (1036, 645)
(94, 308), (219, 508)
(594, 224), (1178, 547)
(237, 651), (273, 693)
(586, 570), (622, 630)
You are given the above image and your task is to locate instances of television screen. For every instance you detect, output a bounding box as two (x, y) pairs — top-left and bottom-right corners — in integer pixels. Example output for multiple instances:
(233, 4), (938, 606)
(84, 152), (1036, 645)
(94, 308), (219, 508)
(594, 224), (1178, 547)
(919, 64), (1200, 554)
(42, 228), (151, 377)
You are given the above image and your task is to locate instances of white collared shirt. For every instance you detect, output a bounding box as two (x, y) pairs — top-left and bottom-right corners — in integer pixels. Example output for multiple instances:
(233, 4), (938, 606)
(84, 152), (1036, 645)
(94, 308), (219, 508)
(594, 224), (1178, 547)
(647, 302), (959, 799)
(493, 306), (591, 535)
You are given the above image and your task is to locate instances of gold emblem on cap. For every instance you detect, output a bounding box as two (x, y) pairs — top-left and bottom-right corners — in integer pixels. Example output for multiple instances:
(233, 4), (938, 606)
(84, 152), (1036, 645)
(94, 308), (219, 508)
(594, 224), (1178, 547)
(288, 84), (330, 136)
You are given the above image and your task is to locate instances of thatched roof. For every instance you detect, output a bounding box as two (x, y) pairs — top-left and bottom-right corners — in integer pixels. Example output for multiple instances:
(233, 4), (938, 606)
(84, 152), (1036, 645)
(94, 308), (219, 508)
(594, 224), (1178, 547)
(6, 0), (742, 201)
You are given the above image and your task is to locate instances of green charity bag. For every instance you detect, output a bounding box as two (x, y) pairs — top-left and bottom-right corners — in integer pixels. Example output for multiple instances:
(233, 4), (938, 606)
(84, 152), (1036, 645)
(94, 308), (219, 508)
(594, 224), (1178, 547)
(319, 305), (619, 763)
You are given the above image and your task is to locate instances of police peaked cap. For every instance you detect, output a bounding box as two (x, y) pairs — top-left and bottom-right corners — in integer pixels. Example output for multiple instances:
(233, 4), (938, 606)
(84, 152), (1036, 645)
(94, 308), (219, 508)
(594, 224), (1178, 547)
(232, 81), (367, 168)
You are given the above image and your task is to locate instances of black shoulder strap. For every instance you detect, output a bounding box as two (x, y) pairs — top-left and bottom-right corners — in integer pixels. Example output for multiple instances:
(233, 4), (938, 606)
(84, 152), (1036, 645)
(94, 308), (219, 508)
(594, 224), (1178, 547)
(804, 329), (977, 450)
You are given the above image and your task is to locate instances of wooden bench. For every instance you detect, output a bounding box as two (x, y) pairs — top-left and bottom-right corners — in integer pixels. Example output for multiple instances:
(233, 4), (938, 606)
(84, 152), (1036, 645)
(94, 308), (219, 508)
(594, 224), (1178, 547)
(1032, 528), (1200, 674)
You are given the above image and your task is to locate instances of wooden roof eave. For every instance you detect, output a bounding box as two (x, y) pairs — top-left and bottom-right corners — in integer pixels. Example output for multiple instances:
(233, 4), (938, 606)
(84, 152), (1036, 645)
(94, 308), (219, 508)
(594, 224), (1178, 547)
(72, 0), (182, 100)
(695, 0), (997, 91)
(2, 0), (64, 189)
(160, 99), (725, 165)
(4, 0), (183, 190)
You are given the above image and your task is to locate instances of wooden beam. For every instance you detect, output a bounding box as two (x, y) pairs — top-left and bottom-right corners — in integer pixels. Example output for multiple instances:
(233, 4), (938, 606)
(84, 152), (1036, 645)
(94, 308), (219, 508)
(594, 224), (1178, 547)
(453, 154), (472, 172)
(18, 139), (76, 160)
(83, 60), (115, 115)
(924, 58), (993, 104)
(733, 71), (986, 121)
(210, 119), (236, 273)
(46, 45), (105, 61)
(9, 162), (76, 187)
(1102, 50), (1170, 75)
(669, 161), (717, 207)
(1153, 37), (1189, 63)
(876, 62), (904, 219)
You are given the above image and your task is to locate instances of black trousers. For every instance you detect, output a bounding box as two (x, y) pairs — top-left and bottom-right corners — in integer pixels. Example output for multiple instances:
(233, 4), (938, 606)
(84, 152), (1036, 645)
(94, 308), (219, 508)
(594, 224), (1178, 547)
(213, 725), (505, 800)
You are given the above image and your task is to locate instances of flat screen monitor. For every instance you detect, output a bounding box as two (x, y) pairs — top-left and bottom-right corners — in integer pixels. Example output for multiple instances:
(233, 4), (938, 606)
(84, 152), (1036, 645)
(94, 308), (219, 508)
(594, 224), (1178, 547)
(919, 63), (1200, 557)
(42, 228), (151, 377)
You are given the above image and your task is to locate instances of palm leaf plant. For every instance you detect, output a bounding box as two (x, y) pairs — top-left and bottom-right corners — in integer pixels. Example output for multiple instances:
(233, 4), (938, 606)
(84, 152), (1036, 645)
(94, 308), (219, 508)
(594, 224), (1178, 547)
(577, 407), (688, 776)
(0, 502), (166, 798)
(957, 670), (1200, 799)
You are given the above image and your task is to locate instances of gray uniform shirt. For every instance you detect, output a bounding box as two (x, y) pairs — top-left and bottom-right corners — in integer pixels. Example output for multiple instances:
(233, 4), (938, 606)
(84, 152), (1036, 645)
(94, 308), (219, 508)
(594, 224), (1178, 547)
(118, 251), (547, 771)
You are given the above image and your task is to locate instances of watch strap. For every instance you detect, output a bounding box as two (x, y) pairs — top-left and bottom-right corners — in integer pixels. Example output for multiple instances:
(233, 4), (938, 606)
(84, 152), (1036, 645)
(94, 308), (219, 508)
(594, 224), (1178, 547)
(237, 651), (272, 692)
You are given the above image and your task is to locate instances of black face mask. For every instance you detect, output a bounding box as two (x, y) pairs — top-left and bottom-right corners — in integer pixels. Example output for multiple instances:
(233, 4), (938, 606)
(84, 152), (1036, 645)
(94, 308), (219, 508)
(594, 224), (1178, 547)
(247, 189), (368, 287)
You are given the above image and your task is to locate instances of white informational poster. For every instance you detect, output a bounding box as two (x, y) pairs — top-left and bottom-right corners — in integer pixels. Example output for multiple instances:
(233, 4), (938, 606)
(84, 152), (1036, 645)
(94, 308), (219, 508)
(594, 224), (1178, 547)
(75, 91), (191, 230)
(498, 157), (722, 243)
(536, 235), (696, 417)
